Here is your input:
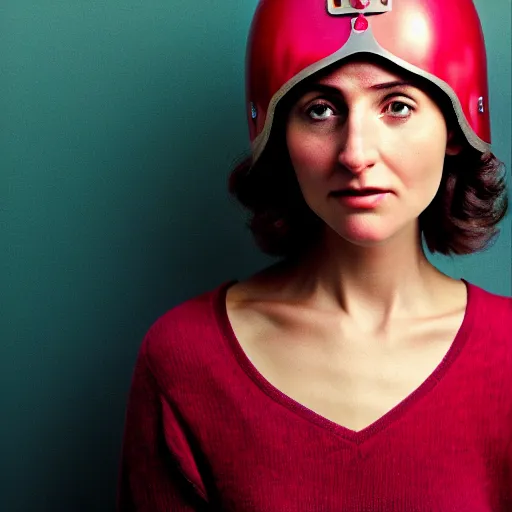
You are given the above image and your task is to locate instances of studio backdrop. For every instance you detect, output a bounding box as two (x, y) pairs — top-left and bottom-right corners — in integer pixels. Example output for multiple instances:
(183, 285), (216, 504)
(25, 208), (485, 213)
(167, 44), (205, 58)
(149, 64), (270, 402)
(2, 1), (510, 510)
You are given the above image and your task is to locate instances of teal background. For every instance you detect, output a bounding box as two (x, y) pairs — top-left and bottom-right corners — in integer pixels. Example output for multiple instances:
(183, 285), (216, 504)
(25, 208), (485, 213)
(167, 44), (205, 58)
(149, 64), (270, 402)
(1, 1), (510, 510)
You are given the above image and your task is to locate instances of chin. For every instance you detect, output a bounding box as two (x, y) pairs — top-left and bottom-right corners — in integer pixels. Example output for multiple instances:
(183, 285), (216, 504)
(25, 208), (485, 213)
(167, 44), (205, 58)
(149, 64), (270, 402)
(341, 234), (394, 248)
(328, 219), (405, 248)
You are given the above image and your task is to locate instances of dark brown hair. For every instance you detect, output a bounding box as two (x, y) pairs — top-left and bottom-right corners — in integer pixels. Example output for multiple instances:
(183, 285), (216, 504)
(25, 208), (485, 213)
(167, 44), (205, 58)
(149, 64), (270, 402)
(229, 63), (509, 259)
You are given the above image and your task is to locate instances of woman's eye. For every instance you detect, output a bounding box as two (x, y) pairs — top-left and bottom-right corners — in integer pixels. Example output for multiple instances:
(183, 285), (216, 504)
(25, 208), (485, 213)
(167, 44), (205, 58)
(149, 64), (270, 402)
(385, 101), (413, 118)
(307, 103), (335, 121)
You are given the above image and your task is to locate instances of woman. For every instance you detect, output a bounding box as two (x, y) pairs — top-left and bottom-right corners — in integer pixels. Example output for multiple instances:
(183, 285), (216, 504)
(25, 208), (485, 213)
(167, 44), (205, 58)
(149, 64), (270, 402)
(118, 0), (511, 510)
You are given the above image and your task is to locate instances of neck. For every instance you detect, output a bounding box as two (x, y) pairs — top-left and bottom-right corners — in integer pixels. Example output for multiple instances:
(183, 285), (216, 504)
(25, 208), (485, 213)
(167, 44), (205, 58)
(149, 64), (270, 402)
(288, 223), (448, 327)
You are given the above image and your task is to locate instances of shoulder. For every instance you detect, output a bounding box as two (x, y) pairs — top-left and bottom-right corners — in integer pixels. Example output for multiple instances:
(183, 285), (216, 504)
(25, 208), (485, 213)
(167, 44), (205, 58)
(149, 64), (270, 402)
(140, 281), (235, 376)
(466, 280), (511, 311)
(465, 280), (512, 332)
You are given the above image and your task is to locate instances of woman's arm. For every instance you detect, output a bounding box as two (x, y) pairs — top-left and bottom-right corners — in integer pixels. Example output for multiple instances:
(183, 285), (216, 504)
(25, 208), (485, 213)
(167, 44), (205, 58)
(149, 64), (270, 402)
(117, 341), (209, 512)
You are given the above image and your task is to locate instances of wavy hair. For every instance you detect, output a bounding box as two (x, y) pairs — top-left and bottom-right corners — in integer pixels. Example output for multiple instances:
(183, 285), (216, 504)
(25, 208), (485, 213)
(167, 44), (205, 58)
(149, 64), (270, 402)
(229, 65), (509, 259)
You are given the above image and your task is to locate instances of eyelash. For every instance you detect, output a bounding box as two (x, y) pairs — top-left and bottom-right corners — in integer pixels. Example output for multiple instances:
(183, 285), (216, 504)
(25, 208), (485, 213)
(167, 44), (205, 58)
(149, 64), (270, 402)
(305, 99), (415, 121)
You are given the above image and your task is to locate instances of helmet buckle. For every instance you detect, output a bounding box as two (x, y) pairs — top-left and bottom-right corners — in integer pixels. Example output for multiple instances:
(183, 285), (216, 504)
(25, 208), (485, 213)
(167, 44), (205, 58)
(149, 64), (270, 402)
(327, 0), (392, 16)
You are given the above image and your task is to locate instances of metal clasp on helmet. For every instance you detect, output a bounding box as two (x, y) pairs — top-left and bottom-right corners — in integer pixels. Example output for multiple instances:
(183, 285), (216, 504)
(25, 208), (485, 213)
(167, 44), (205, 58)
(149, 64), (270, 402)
(327, 0), (392, 16)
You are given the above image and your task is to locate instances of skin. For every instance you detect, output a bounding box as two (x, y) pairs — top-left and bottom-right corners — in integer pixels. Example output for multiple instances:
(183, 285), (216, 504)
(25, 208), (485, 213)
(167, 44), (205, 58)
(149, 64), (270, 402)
(225, 60), (470, 430)
(228, 59), (467, 341)
(286, 62), (459, 250)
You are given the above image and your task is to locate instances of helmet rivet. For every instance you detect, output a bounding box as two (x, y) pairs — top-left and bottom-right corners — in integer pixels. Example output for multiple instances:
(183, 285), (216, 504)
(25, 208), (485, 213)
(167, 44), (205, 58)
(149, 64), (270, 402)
(251, 102), (258, 120)
(350, 0), (370, 9)
(477, 97), (485, 114)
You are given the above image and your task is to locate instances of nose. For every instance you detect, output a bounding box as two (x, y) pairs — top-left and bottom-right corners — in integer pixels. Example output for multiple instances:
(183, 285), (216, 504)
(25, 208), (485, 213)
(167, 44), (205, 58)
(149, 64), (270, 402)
(337, 108), (377, 175)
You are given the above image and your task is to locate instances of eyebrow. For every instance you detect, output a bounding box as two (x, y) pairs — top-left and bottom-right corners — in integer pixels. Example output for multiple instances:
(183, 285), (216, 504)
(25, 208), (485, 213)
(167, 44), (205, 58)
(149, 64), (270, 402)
(369, 80), (417, 90)
(301, 80), (417, 96)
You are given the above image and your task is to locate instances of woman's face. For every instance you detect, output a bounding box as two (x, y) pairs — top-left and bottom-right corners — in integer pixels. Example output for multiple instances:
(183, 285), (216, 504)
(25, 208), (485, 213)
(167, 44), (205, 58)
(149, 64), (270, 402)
(286, 60), (460, 248)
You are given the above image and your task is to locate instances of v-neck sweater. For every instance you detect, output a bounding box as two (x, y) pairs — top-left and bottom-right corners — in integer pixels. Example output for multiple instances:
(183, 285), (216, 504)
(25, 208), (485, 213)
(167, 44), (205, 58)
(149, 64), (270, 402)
(118, 280), (512, 511)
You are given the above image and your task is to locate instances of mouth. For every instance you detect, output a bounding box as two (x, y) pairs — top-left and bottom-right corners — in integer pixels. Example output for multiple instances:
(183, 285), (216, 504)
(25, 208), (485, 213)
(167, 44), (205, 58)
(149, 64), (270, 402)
(330, 188), (392, 209)
(331, 188), (391, 197)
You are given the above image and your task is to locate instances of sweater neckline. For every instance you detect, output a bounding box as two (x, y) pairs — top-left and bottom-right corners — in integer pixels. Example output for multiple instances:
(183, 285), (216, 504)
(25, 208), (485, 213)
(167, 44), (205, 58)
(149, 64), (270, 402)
(214, 278), (478, 445)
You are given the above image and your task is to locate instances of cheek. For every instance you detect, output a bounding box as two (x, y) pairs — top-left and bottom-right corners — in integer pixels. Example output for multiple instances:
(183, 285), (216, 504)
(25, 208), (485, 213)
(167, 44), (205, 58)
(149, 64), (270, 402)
(287, 132), (335, 184)
(391, 128), (447, 195)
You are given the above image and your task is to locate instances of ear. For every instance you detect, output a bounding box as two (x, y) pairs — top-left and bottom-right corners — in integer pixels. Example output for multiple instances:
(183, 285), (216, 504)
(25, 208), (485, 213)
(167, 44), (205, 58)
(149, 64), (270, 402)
(446, 130), (463, 156)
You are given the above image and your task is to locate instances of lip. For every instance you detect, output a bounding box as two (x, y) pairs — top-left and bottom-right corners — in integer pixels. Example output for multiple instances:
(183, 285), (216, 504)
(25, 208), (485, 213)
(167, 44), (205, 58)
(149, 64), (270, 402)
(331, 189), (391, 209)
(333, 187), (391, 195)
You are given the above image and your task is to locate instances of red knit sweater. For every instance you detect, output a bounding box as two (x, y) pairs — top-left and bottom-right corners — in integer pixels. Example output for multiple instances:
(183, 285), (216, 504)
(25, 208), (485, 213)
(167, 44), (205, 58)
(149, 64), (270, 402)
(118, 280), (512, 511)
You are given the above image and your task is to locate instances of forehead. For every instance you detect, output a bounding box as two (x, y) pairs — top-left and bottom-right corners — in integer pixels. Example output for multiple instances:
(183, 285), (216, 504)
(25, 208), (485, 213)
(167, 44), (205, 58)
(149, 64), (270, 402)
(297, 56), (424, 95)
(317, 59), (409, 89)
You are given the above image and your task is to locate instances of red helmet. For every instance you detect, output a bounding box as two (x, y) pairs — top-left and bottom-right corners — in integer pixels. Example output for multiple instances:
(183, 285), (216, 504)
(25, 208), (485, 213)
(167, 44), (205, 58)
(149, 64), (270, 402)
(245, 0), (491, 165)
